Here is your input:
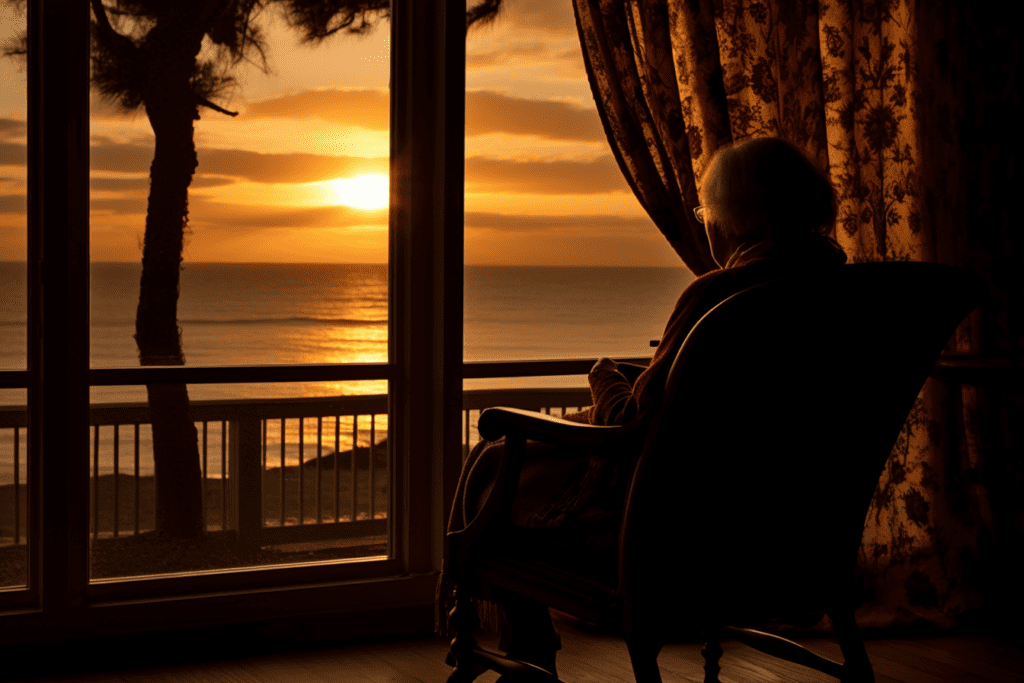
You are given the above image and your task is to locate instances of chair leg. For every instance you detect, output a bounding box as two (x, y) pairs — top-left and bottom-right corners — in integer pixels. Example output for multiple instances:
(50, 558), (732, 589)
(701, 628), (723, 683)
(500, 591), (560, 676)
(625, 636), (664, 683)
(446, 588), (482, 683)
(830, 608), (874, 683)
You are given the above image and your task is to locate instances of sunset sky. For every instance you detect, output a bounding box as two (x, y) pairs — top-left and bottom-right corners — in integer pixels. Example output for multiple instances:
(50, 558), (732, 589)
(0, 1), (682, 267)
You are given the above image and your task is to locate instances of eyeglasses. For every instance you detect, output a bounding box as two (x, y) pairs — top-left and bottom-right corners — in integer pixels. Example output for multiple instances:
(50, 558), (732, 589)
(693, 206), (709, 224)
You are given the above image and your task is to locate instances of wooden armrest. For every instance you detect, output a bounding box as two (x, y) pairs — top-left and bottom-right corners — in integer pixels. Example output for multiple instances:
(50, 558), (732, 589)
(478, 407), (631, 449)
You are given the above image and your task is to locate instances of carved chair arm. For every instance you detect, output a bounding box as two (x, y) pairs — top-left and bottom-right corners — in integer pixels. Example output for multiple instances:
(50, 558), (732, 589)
(478, 406), (634, 451)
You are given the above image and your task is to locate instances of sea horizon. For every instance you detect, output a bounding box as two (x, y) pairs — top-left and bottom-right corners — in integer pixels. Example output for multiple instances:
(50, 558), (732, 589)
(1, 259), (695, 394)
(0, 260), (696, 484)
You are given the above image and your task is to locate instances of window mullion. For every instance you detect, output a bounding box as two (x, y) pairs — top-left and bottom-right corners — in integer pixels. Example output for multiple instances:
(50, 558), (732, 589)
(389, 0), (465, 576)
(28, 0), (92, 616)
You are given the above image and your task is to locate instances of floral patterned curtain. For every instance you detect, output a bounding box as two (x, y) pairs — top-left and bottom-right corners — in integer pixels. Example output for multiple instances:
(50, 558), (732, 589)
(573, 0), (1021, 629)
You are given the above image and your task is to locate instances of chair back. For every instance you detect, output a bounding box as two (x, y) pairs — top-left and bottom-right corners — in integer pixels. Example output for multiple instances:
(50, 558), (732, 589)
(619, 262), (985, 630)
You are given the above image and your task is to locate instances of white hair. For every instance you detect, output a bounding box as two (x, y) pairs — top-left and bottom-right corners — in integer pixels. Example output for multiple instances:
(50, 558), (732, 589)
(699, 137), (837, 239)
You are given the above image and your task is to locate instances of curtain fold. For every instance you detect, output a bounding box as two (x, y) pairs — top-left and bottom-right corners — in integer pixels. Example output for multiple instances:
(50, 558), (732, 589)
(574, 0), (1020, 629)
(574, 0), (718, 274)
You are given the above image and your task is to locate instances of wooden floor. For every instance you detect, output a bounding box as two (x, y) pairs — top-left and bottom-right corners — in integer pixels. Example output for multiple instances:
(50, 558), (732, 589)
(6, 612), (1023, 682)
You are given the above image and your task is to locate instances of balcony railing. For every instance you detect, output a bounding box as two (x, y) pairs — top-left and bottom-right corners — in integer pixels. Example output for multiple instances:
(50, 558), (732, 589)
(0, 387), (593, 550)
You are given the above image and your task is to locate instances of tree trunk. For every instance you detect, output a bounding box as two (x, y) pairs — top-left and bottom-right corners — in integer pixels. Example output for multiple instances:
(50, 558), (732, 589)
(136, 38), (206, 538)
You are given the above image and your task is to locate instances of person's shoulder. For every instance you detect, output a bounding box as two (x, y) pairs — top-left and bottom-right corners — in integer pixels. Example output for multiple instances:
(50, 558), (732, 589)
(674, 266), (730, 306)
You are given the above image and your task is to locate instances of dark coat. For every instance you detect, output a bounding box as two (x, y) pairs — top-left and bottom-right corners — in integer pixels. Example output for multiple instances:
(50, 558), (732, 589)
(449, 233), (848, 533)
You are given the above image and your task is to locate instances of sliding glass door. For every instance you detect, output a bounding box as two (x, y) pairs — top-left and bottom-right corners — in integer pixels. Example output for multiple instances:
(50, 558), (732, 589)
(0, 0), (463, 638)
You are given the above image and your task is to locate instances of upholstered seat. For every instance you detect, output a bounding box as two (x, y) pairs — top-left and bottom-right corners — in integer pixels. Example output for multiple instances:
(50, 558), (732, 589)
(444, 262), (986, 683)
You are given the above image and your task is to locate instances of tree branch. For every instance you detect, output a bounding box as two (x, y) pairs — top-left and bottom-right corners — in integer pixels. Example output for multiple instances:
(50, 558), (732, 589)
(1, 32), (27, 59)
(196, 95), (238, 117)
(467, 0), (502, 31)
(89, 0), (120, 43)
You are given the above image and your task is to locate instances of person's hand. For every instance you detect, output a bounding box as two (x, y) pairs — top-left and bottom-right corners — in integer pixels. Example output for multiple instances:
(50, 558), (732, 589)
(589, 357), (618, 379)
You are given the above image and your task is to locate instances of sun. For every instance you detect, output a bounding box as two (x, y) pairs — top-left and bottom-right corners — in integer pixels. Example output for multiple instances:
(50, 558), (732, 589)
(325, 174), (389, 210)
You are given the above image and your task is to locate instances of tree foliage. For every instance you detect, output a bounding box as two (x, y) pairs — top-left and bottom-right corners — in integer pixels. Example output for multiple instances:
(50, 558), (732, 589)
(89, 0), (273, 115)
(279, 0), (389, 41)
(86, 0), (502, 116)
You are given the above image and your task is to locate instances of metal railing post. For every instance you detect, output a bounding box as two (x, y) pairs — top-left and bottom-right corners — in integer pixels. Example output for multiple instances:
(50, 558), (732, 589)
(229, 417), (263, 548)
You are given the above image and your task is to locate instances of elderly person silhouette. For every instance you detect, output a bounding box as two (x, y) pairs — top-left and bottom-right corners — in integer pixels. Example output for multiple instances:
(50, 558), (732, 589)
(445, 136), (846, 679)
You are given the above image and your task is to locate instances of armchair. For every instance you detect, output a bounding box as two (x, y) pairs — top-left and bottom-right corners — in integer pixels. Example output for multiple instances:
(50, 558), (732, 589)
(444, 262), (985, 683)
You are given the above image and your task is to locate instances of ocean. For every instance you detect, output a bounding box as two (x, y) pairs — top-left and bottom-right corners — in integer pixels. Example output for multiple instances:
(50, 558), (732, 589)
(0, 262), (694, 483)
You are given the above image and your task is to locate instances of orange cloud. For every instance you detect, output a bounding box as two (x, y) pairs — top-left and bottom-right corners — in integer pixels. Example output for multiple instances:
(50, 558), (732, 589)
(465, 155), (627, 194)
(90, 176), (234, 192)
(199, 148), (386, 184)
(87, 194), (387, 231)
(0, 194), (25, 214)
(187, 199), (387, 231)
(0, 141), (25, 166)
(465, 91), (602, 141)
(4, 135), (625, 195)
(91, 197), (147, 215)
(90, 138), (152, 174)
(244, 89), (389, 129)
(0, 119), (25, 138)
(87, 138), (385, 183)
(1, 137), (388, 185)
(90, 176), (152, 192)
(244, 89), (604, 142)
(465, 211), (653, 234)
(466, 43), (580, 70)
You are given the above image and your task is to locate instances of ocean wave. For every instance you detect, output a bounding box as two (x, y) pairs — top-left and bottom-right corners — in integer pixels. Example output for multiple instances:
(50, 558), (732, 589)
(178, 317), (388, 326)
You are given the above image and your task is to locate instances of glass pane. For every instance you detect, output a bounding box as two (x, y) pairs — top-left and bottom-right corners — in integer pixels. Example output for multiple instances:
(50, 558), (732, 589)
(464, 0), (692, 374)
(86, 3), (390, 580)
(0, 389), (27, 590)
(89, 381), (389, 581)
(0, 4), (28, 591)
(91, 262), (387, 367)
(90, 8), (390, 369)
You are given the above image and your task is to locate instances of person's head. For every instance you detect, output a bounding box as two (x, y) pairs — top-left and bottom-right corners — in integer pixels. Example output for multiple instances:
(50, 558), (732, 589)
(697, 137), (837, 266)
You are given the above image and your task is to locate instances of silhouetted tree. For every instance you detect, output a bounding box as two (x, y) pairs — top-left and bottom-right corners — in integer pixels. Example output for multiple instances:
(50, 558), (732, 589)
(88, 0), (275, 539)
(81, 0), (501, 539)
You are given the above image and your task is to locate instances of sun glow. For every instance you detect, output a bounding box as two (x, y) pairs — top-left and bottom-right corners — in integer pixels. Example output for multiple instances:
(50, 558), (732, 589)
(325, 174), (389, 209)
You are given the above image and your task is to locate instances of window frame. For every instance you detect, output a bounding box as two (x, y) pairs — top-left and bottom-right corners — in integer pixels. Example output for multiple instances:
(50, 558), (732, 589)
(0, 0), (465, 642)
